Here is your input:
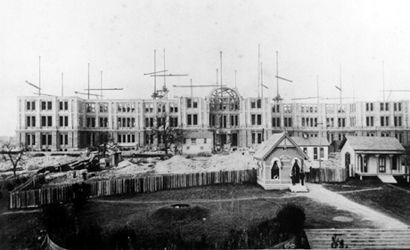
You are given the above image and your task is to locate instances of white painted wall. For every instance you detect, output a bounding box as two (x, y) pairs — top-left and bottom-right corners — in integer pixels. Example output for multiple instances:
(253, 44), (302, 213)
(182, 138), (213, 154)
(300, 146), (329, 161)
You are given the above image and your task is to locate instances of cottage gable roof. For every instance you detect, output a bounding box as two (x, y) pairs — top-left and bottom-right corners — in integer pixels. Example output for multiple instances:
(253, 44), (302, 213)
(290, 136), (330, 147)
(344, 136), (405, 152)
(254, 132), (309, 161)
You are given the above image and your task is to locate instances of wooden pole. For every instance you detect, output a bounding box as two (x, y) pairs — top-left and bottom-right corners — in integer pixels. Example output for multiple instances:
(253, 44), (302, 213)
(61, 72), (63, 96)
(87, 63), (90, 99)
(38, 56), (41, 96)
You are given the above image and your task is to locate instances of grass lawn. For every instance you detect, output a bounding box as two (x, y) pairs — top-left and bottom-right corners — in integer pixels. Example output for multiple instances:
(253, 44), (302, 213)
(0, 183), (375, 249)
(324, 179), (410, 226)
(341, 185), (410, 225)
(0, 188), (42, 250)
(323, 177), (383, 192)
(97, 183), (289, 202)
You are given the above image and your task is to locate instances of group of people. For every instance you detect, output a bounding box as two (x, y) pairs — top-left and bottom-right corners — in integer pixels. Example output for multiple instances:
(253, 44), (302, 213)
(331, 234), (348, 248)
(291, 160), (305, 185)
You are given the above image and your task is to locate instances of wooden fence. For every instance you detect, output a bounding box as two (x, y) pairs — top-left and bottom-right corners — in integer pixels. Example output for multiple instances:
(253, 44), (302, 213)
(306, 167), (347, 183)
(9, 167), (347, 209)
(9, 169), (257, 209)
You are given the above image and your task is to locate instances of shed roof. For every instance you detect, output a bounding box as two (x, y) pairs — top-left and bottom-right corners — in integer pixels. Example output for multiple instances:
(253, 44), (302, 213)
(290, 136), (330, 147)
(184, 130), (213, 139)
(344, 136), (405, 152)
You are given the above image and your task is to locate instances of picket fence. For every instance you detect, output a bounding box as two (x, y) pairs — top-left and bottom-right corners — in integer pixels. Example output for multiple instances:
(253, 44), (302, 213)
(307, 167), (346, 183)
(9, 169), (257, 209)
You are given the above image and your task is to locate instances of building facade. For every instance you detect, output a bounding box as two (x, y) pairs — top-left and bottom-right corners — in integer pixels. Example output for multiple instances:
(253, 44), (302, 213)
(16, 87), (410, 151)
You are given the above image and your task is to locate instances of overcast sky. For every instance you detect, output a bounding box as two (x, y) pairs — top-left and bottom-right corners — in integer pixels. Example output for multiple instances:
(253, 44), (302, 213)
(2, 0), (410, 135)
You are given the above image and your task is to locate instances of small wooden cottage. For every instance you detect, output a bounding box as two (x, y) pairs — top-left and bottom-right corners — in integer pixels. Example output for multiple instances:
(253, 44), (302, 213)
(182, 130), (213, 155)
(340, 136), (405, 182)
(254, 132), (309, 190)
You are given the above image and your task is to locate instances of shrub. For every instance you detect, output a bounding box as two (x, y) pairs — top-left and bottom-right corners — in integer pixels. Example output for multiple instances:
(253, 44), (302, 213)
(276, 203), (306, 234)
(72, 183), (90, 209)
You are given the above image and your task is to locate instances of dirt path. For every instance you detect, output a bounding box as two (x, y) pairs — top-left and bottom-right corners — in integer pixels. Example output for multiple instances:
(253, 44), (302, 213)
(336, 186), (383, 194)
(1, 209), (41, 216)
(298, 184), (408, 229)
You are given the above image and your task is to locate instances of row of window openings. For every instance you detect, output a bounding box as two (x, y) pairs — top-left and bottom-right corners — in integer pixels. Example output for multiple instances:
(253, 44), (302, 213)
(41, 134), (53, 146)
(187, 114), (198, 126)
(210, 100), (240, 111)
(301, 105), (318, 113)
(86, 103), (109, 113)
(88, 103), (168, 113)
(117, 104), (135, 113)
(87, 117), (154, 128)
(27, 134), (69, 146)
(27, 116), (70, 127)
(144, 117), (179, 128)
(366, 116), (402, 127)
(251, 132), (264, 144)
(366, 102), (402, 112)
(144, 103), (179, 113)
(85, 117), (109, 128)
(26, 101), (69, 111)
(117, 134), (136, 143)
(209, 115), (239, 128)
(250, 99), (262, 109)
(324, 118), (346, 128)
(251, 114), (262, 125)
(28, 100), (405, 114)
(303, 147), (325, 160)
(272, 104), (292, 113)
(186, 99), (198, 109)
(31, 115), (403, 129)
(271, 117), (293, 127)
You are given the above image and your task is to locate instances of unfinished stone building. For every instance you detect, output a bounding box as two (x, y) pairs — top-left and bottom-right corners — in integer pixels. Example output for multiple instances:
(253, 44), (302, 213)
(16, 86), (410, 151)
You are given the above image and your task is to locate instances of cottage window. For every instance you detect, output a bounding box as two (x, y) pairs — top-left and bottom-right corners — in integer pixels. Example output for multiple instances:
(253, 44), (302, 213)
(320, 147), (324, 159)
(363, 156), (368, 173)
(313, 147), (318, 160)
(379, 156), (386, 173)
(392, 156), (398, 171)
(271, 161), (280, 179)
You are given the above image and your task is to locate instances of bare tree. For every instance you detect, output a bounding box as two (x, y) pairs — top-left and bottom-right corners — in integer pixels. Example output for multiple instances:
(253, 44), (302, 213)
(152, 110), (184, 155)
(0, 142), (24, 178)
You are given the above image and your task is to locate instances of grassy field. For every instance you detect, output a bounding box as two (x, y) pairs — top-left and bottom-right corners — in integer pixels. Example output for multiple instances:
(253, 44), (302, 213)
(323, 178), (383, 192)
(0, 183), (376, 249)
(324, 179), (410, 225)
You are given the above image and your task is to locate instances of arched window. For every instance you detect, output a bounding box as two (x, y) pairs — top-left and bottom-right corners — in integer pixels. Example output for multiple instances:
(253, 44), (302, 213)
(271, 161), (280, 179)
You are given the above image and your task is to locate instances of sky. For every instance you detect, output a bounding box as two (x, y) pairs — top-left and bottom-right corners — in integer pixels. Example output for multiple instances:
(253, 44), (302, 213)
(2, 0), (410, 135)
